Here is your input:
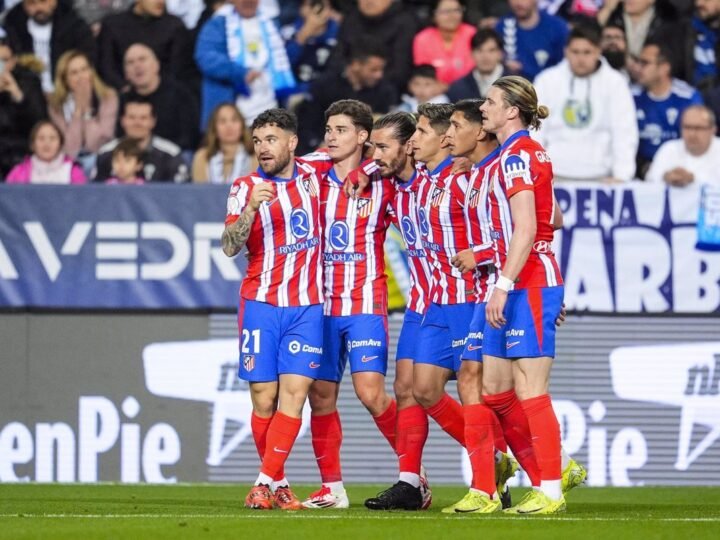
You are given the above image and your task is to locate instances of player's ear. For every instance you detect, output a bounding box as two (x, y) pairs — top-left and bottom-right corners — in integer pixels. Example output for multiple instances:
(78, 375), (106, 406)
(288, 134), (299, 153)
(404, 140), (413, 156)
(358, 129), (369, 146)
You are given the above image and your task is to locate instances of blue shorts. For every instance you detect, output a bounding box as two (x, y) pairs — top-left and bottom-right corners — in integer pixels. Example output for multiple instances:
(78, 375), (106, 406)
(483, 286), (564, 359)
(396, 309), (424, 361)
(237, 299), (324, 382)
(316, 314), (389, 382)
(416, 302), (475, 373)
(461, 302), (486, 362)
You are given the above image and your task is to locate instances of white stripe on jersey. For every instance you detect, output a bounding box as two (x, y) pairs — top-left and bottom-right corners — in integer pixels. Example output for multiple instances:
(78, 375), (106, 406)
(278, 189), (295, 307)
(539, 253), (558, 287)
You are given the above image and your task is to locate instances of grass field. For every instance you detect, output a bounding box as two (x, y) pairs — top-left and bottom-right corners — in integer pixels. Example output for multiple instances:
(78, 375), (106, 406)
(1, 484), (719, 540)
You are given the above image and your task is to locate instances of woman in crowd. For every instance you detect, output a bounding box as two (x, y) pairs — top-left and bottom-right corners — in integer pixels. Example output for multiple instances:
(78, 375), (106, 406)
(192, 103), (256, 183)
(412, 0), (476, 86)
(6, 120), (86, 184)
(47, 50), (118, 177)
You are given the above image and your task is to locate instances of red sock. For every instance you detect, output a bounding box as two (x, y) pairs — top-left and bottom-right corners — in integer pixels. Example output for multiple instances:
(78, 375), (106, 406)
(251, 412), (284, 482)
(310, 411), (343, 483)
(373, 400), (397, 452)
(425, 393), (465, 446)
(260, 412), (302, 480)
(492, 413), (507, 453)
(521, 394), (562, 481)
(484, 390), (542, 486)
(464, 403), (496, 495)
(396, 405), (428, 475)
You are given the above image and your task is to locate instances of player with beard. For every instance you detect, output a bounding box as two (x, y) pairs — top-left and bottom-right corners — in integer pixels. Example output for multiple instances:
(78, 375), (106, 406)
(222, 108), (324, 511)
(365, 103), (480, 510)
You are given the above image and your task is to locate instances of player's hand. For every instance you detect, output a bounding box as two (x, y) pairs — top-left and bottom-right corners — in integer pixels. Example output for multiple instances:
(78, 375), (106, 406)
(486, 289), (507, 329)
(555, 303), (566, 327)
(451, 157), (473, 174)
(343, 169), (370, 199)
(451, 249), (477, 273)
(248, 182), (275, 210)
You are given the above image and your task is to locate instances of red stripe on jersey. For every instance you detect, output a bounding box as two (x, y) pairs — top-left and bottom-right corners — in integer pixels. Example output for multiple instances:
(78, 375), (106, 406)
(417, 157), (477, 305)
(391, 172), (433, 314)
(321, 169), (396, 316)
(464, 149), (501, 302)
(489, 131), (563, 289)
(224, 160), (323, 307)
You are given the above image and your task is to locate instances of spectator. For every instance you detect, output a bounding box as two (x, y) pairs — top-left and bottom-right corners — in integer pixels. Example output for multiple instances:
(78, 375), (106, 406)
(47, 50), (118, 177)
(120, 44), (199, 152)
(3, 0), (95, 92)
(0, 39), (47, 179)
(466, 0), (511, 28)
(534, 22), (639, 182)
(446, 28), (506, 101)
(601, 23), (630, 78)
(296, 38), (397, 152)
(598, 0), (676, 60)
(394, 64), (449, 112)
(496, 0), (568, 80)
(540, 0), (602, 20)
(282, 0), (339, 94)
(192, 103), (256, 183)
(165, 0), (205, 28)
(5, 119), (86, 183)
(412, 0), (476, 86)
(194, 0), (296, 126)
(95, 97), (188, 182)
(633, 42), (703, 177)
(97, 0), (191, 91)
(657, 0), (720, 91)
(327, 0), (419, 92)
(646, 104), (720, 184)
(73, 0), (133, 30)
(105, 136), (145, 184)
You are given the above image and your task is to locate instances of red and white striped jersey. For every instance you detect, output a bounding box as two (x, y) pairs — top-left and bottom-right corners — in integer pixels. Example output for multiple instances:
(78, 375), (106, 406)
(464, 148), (501, 302)
(321, 168), (396, 316)
(224, 161), (323, 306)
(488, 130), (563, 289)
(391, 172), (433, 314)
(418, 156), (477, 305)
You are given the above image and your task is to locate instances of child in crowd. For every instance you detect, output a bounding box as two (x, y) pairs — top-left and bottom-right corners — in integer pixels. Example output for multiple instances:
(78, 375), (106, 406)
(105, 138), (145, 185)
(5, 121), (87, 184)
(394, 64), (450, 113)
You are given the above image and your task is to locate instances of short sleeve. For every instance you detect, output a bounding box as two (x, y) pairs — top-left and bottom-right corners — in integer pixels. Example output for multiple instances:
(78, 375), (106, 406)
(225, 177), (252, 226)
(500, 149), (536, 197)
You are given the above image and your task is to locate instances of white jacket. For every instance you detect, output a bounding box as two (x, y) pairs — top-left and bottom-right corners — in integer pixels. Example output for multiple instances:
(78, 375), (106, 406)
(533, 58), (638, 181)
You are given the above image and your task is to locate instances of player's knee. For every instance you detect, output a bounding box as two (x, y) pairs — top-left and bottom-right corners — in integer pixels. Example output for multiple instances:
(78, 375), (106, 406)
(308, 383), (337, 414)
(355, 384), (385, 412)
(413, 382), (442, 408)
(393, 377), (413, 404)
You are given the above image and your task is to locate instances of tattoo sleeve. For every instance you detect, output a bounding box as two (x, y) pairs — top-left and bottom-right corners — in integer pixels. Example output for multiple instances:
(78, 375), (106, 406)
(222, 207), (256, 257)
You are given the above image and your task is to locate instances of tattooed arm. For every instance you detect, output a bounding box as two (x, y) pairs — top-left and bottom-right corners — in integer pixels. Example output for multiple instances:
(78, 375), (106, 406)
(222, 207), (258, 257)
(222, 182), (274, 257)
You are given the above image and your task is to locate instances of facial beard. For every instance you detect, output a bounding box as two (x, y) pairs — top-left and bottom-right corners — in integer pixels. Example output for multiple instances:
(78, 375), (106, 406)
(261, 151), (291, 178)
(603, 50), (627, 71)
(31, 13), (52, 25)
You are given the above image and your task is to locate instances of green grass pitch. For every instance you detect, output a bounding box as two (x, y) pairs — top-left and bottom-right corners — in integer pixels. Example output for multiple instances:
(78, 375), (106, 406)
(1, 484), (719, 540)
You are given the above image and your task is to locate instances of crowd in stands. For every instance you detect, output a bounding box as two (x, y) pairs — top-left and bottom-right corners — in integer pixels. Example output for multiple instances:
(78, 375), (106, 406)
(1, 0), (719, 187)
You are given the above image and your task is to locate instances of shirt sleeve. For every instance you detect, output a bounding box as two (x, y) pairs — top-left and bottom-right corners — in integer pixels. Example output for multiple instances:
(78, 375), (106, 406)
(501, 148), (536, 197)
(225, 178), (253, 226)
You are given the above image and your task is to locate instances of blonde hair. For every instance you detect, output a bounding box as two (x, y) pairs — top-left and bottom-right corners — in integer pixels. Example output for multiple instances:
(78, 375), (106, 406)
(491, 75), (549, 130)
(48, 50), (113, 110)
(202, 103), (254, 157)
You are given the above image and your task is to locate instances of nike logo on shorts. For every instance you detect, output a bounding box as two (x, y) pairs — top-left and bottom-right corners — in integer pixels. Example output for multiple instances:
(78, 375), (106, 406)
(309, 362), (320, 368)
(506, 341), (520, 349)
(361, 355), (378, 363)
(467, 344), (482, 351)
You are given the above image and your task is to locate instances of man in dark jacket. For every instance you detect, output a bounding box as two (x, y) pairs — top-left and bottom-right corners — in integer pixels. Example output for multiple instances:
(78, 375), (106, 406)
(326, 0), (418, 92)
(119, 44), (199, 151)
(97, 0), (191, 91)
(296, 38), (398, 153)
(0, 39), (47, 179)
(3, 0), (95, 92)
(447, 28), (506, 102)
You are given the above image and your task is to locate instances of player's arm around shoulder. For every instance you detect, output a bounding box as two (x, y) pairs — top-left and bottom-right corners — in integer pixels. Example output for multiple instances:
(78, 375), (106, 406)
(221, 178), (275, 257)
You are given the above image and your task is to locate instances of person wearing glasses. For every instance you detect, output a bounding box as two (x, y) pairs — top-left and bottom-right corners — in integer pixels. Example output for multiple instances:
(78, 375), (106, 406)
(645, 105), (720, 186)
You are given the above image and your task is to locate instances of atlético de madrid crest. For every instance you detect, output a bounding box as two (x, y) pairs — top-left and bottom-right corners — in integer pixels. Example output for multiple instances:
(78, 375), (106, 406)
(357, 198), (373, 218)
(303, 177), (317, 197)
(431, 186), (446, 207)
